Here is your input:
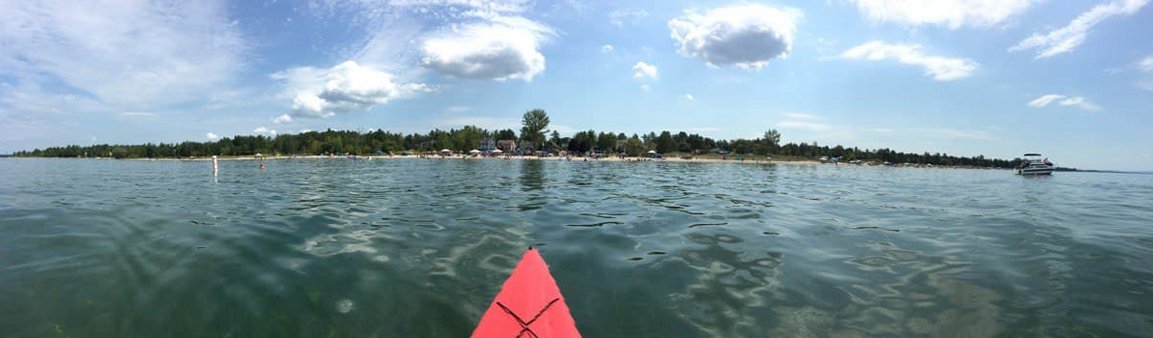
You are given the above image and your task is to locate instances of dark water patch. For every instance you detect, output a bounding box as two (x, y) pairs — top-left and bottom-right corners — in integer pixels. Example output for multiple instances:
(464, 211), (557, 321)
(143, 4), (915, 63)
(853, 226), (900, 232)
(688, 222), (728, 228)
(564, 221), (624, 228)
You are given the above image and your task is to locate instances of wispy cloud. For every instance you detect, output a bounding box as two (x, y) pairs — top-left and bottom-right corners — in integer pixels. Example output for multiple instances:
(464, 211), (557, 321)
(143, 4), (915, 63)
(272, 114), (293, 124)
(0, 1), (246, 108)
(1138, 56), (1153, 72)
(848, 0), (1038, 29)
(839, 41), (978, 81)
(785, 113), (821, 120)
(1056, 96), (1102, 111)
(441, 116), (520, 130)
(1010, 0), (1149, 58)
(1136, 56), (1153, 91)
(0, 84), (107, 121)
(1137, 81), (1153, 91)
(601, 44), (614, 53)
(683, 94), (695, 101)
(1027, 94), (1066, 107)
(866, 128), (894, 133)
(119, 112), (156, 117)
(778, 121), (833, 132)
(1027, 94), (1101, 111)
(669, 4), (801, 70)
(609, 8), (649, 27)
(386, 0), (533, 13)
(206, 132), (220, 141)
(924, 128), (1001, 141)
(445, 106), (473, 113)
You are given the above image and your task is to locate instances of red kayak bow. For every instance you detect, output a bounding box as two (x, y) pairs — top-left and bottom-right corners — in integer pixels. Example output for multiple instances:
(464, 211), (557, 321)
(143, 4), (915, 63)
(472, 248), (581, 338)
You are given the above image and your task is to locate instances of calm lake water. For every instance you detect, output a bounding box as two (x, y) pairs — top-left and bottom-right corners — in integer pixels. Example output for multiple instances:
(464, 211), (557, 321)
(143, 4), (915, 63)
(1, 158), (1152, 337)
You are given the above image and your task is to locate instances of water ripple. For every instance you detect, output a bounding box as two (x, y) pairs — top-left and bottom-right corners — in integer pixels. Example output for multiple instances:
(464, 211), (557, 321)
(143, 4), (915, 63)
(2, 159), (1153, 336)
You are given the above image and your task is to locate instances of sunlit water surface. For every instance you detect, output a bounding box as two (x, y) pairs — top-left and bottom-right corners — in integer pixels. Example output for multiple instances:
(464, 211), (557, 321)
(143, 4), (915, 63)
(2, 158), (1151, 337)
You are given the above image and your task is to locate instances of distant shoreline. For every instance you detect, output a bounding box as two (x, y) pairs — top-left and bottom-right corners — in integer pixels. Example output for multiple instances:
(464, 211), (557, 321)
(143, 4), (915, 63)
(9, 154), (808, 164)
(14, 155), (1151, 173)
(7, 154), (1023, 169)
(136, 154), (815, 165)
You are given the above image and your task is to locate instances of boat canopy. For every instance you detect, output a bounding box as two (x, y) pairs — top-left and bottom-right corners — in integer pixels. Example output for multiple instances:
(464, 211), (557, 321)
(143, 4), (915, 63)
(1023, 153), (1042, 157)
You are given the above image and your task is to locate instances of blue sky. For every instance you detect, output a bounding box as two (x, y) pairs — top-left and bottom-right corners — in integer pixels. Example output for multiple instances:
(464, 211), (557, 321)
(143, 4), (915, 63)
(1, 0), (1151, 170)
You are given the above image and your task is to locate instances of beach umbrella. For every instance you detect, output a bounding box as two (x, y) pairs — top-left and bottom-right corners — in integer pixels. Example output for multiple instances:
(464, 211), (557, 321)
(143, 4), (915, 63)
(647, 150), (656, 154)
(492, 149), (503, 154)
(440, 149), (451, 153)
(469, 149), (481, 154)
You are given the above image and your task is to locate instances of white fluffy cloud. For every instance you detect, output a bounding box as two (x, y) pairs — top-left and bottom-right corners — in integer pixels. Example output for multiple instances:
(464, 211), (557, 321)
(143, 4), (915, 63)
(1027, 94), (1102, 111)
(1010, 0), (1149, 59)
(272, 114), (293, 124)
(0, 1), (245, 108)
(206, 132), (220, 141)
(272, 61), (428, 118)
(668, 4), (801, 70)
(601, 44), (615, 53)
(839, 41), (978, 81)
(684, 94), (695, 101)
(420, 13), (553, 81)
(254, 127), (277, 136)
(632, 62), (659, 80)
(848, 0), (1037, 29)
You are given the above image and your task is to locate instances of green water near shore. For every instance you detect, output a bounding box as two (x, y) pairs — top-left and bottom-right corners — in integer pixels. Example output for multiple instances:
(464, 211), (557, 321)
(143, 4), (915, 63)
(2, 158), (1152, 337)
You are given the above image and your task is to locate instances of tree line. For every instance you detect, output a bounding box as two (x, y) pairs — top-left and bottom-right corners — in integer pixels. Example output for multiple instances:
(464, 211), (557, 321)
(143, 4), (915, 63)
(13, 109), (1022, 168)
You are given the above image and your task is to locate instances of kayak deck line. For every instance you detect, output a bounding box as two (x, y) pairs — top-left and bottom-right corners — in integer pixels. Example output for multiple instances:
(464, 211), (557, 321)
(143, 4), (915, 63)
(495, 298), (561, 338)
(472, 247), (581, 338)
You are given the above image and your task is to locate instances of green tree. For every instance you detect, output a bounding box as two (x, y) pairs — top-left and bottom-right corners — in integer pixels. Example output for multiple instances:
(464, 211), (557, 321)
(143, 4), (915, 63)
(520, 109), (550, 150)
(596, 132), (617, 153)
(763, 129), (781, 154)
(567, 130), (594, 153)
(550, 130), (561, 145)
(495, 129), (518, 141)
(624, 134), (646, 156)
(655, 131), (675, 153)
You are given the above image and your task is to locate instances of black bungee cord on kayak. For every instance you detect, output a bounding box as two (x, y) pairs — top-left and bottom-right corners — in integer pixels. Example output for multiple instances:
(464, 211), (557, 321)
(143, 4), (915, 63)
(495, 298), (561, 338)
